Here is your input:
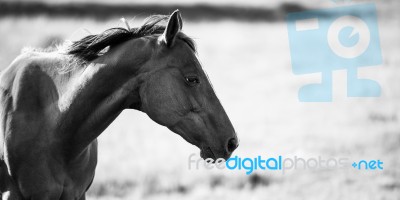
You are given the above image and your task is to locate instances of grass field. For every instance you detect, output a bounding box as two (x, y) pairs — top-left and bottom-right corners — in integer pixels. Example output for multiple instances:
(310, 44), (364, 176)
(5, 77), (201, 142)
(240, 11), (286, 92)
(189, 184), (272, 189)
(0, 2), (399, 199)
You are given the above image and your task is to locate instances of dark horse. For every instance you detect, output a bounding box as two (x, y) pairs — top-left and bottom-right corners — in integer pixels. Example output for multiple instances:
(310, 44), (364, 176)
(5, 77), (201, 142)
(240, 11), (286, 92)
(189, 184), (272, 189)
(0, 11), (238, 199)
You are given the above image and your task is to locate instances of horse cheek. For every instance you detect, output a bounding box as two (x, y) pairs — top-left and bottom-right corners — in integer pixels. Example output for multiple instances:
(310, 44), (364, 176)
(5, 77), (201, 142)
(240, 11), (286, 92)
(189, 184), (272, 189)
(141, 84), (179, 126)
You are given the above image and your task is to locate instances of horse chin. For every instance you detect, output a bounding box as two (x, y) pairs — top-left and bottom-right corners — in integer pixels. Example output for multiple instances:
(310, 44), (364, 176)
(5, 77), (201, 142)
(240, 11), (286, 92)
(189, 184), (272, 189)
(200, 147), (217, 161)
(200, 147), (232, 162)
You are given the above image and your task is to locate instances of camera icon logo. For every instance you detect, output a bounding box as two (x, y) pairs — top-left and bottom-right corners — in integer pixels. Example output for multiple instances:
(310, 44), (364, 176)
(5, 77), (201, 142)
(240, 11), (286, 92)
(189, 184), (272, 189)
(287, 3), (382, 102)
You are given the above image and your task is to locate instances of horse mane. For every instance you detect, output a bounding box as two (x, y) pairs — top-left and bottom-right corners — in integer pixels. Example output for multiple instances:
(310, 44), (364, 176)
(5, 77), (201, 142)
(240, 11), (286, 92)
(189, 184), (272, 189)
(66, 15), (196, 62)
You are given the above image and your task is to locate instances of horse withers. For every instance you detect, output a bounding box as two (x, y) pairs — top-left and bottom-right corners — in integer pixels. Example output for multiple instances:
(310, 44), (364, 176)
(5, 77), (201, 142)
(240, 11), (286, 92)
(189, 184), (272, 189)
(0, 10), (238, 199)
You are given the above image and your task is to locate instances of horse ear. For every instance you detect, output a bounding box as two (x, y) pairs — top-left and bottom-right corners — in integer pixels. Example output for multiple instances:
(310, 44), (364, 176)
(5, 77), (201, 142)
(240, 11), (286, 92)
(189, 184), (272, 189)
(177, 11), (183, 29)
(161, 10), (182, 47)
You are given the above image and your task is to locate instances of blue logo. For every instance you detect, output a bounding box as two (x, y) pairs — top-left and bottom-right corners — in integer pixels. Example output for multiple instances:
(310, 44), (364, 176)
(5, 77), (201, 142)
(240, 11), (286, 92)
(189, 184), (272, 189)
(188, 154), (384, 175)
(287, 3), (382, 102)
(352, 159), (384, 170)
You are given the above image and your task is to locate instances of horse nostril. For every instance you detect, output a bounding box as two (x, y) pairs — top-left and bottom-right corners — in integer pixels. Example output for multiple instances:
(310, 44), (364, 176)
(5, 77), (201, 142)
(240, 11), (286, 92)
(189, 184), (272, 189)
(227, 138), (238, 153)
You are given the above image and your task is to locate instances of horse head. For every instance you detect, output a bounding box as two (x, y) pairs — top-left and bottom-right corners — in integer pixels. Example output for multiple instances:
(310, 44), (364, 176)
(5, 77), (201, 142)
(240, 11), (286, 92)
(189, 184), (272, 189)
(136, 11), (239, 160)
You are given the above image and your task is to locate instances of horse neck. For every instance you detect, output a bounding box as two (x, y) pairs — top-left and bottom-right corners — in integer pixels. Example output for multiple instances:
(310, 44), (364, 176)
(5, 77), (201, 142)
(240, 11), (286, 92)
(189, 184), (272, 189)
(58, 40), (151, 159)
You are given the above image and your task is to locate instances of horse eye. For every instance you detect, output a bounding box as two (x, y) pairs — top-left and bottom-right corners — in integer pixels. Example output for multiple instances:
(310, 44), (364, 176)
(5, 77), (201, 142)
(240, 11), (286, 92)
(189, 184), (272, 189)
(185, 76), (200, 86)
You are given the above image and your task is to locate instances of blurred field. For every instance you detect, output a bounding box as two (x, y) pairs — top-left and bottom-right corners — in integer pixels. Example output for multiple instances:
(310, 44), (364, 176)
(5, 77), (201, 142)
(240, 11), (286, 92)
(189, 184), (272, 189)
(1, 2), (400, 199)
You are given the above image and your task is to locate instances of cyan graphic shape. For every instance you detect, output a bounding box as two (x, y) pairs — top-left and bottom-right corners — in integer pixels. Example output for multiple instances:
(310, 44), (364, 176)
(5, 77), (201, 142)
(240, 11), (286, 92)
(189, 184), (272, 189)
(287, 3), (382, 102)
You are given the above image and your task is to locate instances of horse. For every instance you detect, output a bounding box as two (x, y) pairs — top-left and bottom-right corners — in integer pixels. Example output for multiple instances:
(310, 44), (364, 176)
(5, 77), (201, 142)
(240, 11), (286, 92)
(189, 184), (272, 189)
(0, 10), (238, 199)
